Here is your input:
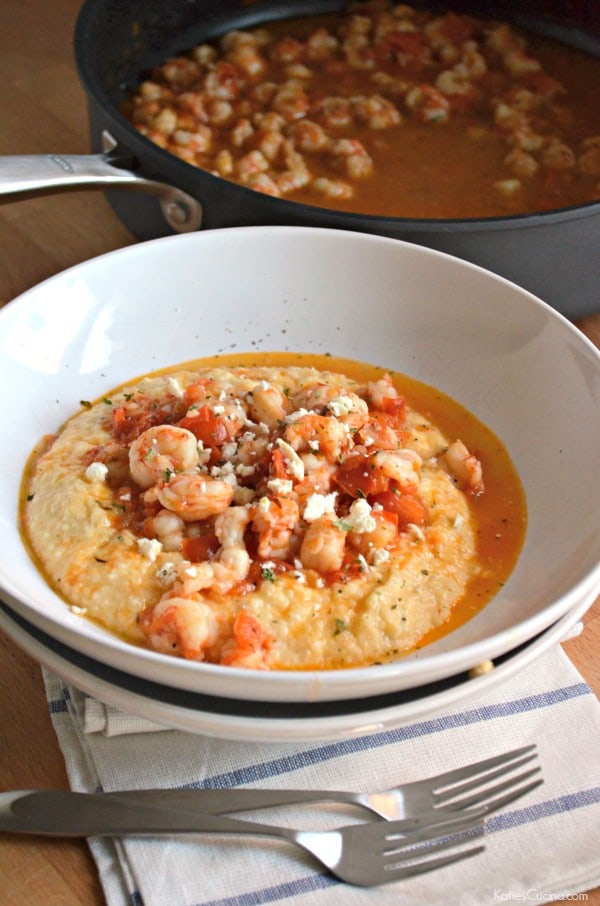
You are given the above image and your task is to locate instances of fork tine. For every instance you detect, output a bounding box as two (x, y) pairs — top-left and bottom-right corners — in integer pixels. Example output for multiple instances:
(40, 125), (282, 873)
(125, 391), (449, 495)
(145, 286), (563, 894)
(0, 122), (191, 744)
(444, 776), (544, 817)
(423, 744), (537, 792)
(433, 751), (538, 799)
(435, 764), (542, 811)
(383, 808), (486, 846)
(382, 844), (485, 883)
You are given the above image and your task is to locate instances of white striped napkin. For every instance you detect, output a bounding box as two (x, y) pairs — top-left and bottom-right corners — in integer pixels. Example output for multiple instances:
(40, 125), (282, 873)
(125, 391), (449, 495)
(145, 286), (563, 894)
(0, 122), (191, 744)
(43, 640), (600, 906)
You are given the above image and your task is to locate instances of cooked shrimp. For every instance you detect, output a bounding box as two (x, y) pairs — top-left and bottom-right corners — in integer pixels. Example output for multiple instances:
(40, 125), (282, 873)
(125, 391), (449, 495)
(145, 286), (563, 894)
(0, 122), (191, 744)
(287, 119), (330, 152)
(404, 84), (450, 123)
(351, 94), (402, 129)
(151, 509), (186, 551)
(215, 504), (249, 550)
(291, 381), (343, 412)
(139, 594), (220, 660)
(271, 79), (310, 121)
(220, 610), (273, 669)
(444, 439), (484, 495)
(156, 473), (234, 521)
(311, 177), (354, 200)
(128, 425), (200, 490)
(326, 392), (369, 430)
(347, 509), (399, 561)
(300, 515), (346, 573)
(371, 449), (422, 491)
(250, 496), (300, 559)
(329, 138), (373, 179)
(247, 382), (289, 428)
(283, 413), (350, 462)
(364, 373), (400, 409)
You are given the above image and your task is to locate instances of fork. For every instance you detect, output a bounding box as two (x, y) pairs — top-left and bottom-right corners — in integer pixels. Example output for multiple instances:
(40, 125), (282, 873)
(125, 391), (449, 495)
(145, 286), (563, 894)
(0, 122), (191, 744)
(104, 743), (541, 823)
(3, 798), (486, 886)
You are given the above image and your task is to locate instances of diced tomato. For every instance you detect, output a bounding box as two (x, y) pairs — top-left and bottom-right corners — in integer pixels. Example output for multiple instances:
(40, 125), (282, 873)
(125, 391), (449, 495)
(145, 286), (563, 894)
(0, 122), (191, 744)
(358, 412), (407, 450)
(178, 405), (232, 448)
(181, 533), (220, 563)
(386, 31), (428, 61)
(380, 395), (406, 420)
(333, 453), (390, 499)
(371, 488), (428, 529)
(111, 406), (156, 444)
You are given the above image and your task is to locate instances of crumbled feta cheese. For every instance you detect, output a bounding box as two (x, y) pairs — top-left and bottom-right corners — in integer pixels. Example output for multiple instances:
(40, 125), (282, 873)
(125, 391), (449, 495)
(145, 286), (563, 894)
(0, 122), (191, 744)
(371, 548), (391, 566)
(167, 377), (184, 399)
(285, 407), (311, 423)
(268, 478), (294, 496)
(257, 496), (271, 513)
(136, 537), (163, 562)
(407, 523), (426, 542)
(275, 438), (305, 481)
(303, 492), (338, 523)
(327, 395), (356, 417)
(222, 442), (237, 461)
(70, 605), (88, 615)
(235, 462), (256, 477)
(84, 461), (109, 483)
(356, 553), (369, 572)
(155, 562), (177, 585)
(344, 498), (377, 533)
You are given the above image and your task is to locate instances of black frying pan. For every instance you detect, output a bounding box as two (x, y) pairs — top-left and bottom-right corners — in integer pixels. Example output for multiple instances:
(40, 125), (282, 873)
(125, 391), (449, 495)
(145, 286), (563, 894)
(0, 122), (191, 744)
(3, 0), (600, 318)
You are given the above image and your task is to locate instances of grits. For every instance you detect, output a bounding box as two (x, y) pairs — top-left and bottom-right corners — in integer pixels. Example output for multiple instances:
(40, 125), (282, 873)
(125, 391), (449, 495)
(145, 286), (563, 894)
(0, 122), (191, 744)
(23, 362), (494, 671)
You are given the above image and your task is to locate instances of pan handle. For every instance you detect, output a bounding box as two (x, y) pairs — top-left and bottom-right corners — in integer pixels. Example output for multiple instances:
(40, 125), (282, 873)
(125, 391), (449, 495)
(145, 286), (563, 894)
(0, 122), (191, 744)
(0, 131), (202, 233)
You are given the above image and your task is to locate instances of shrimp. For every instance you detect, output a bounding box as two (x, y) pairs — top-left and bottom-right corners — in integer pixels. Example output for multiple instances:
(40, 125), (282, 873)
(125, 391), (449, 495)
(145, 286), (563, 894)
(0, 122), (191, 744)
(371, 449), (422, 491)
(291, 381), (344, 412)
(542, 139), (576, 171)
(287, 119), (330, 152)
(150, 509), (186, 551)
(220, 610), (273, 669)
(311, 177), (353, 200)
(247, 382), (289, 428)
(128, 425), (200, 490)
(326, 392), (369, 430)
(250, 496), (300, 559)
(347, 509), (399, 561)
(404, 84), (450, 123)
(351, 94), (402, 130)
(444, 439), (484, 495)
(364, 373), (400, 409)
(329, 138), (373, 179)
(139, 595), (220, 660)
(271, 80), (310, 121)
(579, 137), (600, 176)
(300, 515), (346, 573)
(156, 473), (233, 521)
(283, 413), (350, 462)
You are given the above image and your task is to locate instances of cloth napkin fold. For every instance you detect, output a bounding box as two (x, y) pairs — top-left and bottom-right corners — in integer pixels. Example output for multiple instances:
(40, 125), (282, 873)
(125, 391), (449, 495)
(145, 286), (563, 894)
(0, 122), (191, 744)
(43, 641), (600, 906)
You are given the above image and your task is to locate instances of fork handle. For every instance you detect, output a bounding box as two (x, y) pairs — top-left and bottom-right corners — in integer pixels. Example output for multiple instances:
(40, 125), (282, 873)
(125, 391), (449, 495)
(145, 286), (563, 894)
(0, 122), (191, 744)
(105, 786), (360, 815)
(1, 790), (299, 840)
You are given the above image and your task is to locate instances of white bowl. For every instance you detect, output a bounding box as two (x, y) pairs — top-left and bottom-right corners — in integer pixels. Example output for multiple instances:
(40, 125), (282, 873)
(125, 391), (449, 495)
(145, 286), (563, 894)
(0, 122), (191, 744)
(1, 226), (599, 703)
(0, 587), (594, 742)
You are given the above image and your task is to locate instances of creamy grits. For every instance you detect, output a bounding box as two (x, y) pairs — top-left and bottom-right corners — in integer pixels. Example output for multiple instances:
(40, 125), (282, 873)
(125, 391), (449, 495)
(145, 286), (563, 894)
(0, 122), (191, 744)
(21, 353), (526, 670)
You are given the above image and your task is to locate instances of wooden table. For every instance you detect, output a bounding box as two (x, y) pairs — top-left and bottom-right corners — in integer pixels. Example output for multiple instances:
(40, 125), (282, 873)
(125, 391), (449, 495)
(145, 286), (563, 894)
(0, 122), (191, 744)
(0, 2), (598, 903)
